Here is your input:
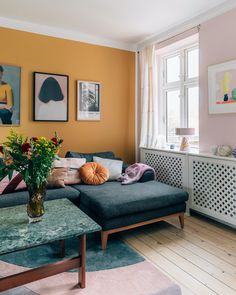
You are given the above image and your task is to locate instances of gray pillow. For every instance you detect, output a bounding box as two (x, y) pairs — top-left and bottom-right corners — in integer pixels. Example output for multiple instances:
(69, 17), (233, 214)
(65, 151), (115, 162)
(93, 156), (123, 181)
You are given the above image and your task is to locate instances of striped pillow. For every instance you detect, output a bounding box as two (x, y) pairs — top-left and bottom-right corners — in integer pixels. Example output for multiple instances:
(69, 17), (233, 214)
(0, 172), (26, 195)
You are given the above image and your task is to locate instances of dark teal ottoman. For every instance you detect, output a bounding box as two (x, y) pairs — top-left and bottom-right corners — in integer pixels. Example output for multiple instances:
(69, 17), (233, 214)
(73, 180), (188, 249)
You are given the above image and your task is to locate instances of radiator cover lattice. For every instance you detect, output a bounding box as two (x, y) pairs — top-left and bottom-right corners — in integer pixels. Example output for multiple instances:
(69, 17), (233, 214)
(191, 158), (236, 223)
(144, 151), (183, 188)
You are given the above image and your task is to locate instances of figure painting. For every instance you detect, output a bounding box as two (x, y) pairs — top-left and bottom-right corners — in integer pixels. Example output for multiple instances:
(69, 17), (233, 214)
(0, 64), (21, 125)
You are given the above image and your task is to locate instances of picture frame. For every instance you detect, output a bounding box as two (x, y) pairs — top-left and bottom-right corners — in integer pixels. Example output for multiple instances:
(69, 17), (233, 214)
(208, 59), (236, 114)
(77, 80), (101, 121)
(33, 72), (69, 121)
(0, 63), (21, 126)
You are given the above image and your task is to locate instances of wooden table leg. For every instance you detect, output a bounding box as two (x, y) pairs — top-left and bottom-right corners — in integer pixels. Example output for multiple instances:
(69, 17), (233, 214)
(78, 234), (86, 288)
(60, 240), (65, 258)
(0, 257), (80, 292)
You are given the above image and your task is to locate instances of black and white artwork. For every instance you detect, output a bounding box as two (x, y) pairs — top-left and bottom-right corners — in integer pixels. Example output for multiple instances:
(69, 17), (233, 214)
(77, 81), (100, 120)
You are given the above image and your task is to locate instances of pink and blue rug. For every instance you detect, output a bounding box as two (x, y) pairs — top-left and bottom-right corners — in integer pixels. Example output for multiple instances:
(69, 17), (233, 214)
(0, 234), (181, 294)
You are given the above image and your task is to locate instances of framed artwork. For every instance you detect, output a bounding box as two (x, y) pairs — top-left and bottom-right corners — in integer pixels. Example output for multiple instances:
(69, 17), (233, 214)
(208, 59), (236, 114)
(0, 64), (21, 126)
(33, 72), (69, 121)
(77, 80), (100, 120)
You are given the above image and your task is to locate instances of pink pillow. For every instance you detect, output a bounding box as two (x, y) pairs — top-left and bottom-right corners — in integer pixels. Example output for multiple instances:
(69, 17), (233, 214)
(65, 169), (81, 185)
(0, 172), (26, 195)
(53, 158), (86, 184)
(53, 158), (86, 169)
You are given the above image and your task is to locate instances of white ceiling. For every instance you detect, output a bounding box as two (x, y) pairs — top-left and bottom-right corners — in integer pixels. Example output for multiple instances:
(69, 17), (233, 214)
(0, 0), (235, 50)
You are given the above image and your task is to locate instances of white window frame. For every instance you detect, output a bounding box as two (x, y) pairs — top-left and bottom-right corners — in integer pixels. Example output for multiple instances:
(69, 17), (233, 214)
(160, 43), (199, 146)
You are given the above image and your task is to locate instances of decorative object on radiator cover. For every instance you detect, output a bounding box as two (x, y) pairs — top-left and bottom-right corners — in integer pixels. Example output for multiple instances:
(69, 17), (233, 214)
(217, 145), (232, 157)
(232, 148), (236, 158)
(210, 145), (218, 155)
(175, 128), (195, 151)
(0, 130), (63, 222)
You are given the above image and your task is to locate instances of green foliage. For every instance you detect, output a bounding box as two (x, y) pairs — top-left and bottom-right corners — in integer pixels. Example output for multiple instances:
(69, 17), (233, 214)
(0, 130), (63, 188)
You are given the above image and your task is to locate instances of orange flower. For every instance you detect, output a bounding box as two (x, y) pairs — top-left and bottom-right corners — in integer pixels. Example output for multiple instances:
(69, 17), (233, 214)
(4, 158), (13, 166)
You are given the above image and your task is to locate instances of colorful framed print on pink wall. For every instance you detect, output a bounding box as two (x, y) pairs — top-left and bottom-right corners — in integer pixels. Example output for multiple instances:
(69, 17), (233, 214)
(208, 59), (236, 114)
(33, 72), (69, 121)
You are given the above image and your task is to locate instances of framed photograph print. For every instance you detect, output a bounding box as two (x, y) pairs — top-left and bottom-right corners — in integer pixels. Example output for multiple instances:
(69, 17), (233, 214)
(0, 63), (21, 126)
(208, 59), (236, 114)
(33, 72), (69, 121)
(77, 80), (100, 120)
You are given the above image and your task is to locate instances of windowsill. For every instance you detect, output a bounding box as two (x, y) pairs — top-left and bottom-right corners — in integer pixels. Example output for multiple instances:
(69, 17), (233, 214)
(165, 143), (199, 153)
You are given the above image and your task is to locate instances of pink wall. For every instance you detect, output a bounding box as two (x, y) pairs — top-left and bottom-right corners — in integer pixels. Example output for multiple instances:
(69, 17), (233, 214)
(199, 8), (236, 152)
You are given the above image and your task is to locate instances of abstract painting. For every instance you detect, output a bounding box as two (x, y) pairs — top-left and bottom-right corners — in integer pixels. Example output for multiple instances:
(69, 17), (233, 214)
(34, 72), (69, 121)
(208, 59), (236, 114)
(0, 64), (21, 125)
(77, 80), (100, 120)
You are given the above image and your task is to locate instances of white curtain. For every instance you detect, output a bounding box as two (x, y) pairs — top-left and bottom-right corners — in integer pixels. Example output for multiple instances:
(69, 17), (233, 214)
(139, 45), (159, 148)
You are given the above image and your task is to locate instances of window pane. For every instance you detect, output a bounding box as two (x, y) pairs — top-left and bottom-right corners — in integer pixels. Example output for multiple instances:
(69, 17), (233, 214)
(167, 90), (180, 143)
(188, 86), (199, 147)
(187, 48), (199, 78)
(166, 55), (180, 83)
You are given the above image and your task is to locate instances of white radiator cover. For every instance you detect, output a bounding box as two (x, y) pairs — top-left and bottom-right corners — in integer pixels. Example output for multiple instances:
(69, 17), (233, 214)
(141, 148), (236, 228)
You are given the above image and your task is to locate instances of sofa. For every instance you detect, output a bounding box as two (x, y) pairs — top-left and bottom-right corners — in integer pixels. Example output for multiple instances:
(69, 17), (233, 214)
(0, 151), (188, 249)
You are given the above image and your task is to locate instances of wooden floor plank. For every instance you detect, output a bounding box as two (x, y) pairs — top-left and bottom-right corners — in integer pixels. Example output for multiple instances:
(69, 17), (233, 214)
(144, 228), (236, 290)
(167, 221), (236, 266)
(186, 215), (236, 242)
(121, 215), (236, 295)
(123, 234), (214, 295)
(170, 220), (236, 259)
(134, 231), (236, 295)
(121, 234), (193, 295)
(158, 227), (236, 276)
(181, 220), (236, 254)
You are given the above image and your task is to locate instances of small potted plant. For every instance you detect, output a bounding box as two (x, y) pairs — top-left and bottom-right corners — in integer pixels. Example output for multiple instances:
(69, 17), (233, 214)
(0, 130), (63, 222)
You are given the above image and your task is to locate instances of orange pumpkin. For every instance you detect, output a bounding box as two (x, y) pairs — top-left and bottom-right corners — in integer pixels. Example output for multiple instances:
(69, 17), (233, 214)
(79, 162), (109, 185)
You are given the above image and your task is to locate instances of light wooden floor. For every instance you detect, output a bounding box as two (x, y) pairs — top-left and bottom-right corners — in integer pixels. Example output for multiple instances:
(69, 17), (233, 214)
(121, 214), (236, 295)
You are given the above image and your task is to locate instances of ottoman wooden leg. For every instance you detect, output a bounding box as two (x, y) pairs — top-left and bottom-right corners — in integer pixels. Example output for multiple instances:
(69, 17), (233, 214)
(179, 213), (184, 229)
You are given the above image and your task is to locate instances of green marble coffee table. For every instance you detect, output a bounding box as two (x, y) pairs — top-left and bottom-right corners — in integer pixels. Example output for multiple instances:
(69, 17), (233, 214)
(0, 198), (101, 292)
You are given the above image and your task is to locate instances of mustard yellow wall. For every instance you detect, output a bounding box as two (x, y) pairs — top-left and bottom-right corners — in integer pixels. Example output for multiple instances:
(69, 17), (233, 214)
(0, 27), (135, 163)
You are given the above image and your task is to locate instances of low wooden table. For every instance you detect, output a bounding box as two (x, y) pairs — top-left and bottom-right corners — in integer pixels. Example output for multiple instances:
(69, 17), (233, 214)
(0, 199), (101, 292)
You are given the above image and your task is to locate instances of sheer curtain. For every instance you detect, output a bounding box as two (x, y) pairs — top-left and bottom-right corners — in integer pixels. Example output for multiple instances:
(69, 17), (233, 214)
(139, 45), (159, 148)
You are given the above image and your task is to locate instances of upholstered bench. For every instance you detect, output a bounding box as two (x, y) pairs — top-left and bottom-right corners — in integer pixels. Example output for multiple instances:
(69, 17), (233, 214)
(73, 180), (188, 250)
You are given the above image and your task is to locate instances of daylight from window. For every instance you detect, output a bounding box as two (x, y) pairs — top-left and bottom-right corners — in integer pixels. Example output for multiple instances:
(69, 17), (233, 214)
(161, 45), (199, 148)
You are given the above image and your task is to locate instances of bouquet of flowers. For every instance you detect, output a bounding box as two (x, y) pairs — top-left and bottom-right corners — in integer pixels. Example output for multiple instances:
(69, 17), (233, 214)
(0, 130), (63, 221)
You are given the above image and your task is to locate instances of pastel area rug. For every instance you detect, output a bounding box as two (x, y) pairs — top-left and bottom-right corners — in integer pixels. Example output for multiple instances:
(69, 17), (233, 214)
(0, 234), (181, 295)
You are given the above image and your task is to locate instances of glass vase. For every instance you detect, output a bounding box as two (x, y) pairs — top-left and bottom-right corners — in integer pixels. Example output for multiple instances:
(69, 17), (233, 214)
(27, 183), (46, 223)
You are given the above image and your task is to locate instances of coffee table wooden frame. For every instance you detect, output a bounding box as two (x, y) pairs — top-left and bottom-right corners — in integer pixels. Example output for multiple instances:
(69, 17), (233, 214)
(0, 234), (86, 292)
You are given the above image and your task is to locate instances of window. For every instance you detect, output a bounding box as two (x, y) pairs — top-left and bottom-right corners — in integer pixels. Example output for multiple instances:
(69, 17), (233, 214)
(161, 45), (199, 147)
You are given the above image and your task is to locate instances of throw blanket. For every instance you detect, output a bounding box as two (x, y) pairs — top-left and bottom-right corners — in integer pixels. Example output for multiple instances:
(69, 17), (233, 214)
(118, 163), (155, 185)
